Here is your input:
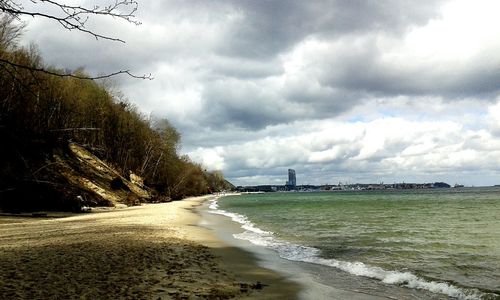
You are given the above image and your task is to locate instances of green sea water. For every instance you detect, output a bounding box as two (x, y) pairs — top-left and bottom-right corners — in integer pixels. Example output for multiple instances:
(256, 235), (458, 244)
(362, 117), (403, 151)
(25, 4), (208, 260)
(216, 188), (500, 299)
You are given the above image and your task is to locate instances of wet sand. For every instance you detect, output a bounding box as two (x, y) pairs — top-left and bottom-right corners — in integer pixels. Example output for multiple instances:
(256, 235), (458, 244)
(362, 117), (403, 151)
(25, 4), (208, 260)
(0, 196), (299, 299)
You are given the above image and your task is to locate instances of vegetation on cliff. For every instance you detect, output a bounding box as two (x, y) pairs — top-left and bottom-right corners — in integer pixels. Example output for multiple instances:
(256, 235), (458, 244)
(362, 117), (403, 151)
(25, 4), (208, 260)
(0, 15), (232, 211)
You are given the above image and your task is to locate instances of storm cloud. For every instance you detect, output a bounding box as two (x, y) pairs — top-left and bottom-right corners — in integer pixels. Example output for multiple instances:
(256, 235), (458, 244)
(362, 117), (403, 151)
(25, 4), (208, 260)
(18, 0), (500, 186)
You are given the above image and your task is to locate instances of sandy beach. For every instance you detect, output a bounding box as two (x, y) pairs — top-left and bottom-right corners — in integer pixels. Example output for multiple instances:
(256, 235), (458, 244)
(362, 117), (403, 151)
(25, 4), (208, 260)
(0, 196), (299, 299)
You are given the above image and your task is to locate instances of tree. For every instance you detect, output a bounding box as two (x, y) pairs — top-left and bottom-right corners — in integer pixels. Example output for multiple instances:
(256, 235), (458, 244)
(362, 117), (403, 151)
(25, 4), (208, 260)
(0, 13), (24, 49)
(0, 0), (151, 80)
(206, 170), (227, 192)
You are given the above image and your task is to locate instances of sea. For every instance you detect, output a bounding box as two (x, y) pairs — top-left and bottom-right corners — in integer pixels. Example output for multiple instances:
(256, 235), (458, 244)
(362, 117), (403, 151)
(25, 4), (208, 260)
(205, 187), (500, 300)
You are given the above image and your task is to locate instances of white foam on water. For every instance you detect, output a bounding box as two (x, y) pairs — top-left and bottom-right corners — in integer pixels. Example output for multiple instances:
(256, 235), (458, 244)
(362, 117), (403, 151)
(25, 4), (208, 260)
(302, 257), (484, 300)
(208, 198), (218, 210)
(208, 197), (272, 236)
(208, 197), (490, 300)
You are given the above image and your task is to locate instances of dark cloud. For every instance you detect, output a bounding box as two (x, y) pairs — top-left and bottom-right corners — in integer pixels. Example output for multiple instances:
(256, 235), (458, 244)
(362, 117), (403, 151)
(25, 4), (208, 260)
(16, 0), (500, 186)
(318, 41), (500, 99)
(206, 57), (283, 79)
(216, 0), (445, 59)
(199, 79), (301, 129)
(318, 0), (446, 36)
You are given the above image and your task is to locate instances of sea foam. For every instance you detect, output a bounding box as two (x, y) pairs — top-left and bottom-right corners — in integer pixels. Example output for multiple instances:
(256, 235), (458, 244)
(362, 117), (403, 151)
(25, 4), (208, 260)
(208, 197), (489, 300)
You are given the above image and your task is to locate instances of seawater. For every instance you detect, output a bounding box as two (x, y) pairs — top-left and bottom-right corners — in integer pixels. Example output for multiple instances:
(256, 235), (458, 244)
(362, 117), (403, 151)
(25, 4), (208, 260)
(210, 188), (500, 300)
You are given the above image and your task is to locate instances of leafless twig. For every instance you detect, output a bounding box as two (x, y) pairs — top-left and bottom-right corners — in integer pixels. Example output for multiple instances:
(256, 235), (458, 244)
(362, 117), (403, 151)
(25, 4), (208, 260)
(1, 0), (140, 42)
(0, 57), (153, 80)
(0, 1), (153, 80)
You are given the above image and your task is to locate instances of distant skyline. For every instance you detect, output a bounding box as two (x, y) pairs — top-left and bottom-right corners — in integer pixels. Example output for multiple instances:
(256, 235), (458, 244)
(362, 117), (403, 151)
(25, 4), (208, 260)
(19, 0), (500, 186)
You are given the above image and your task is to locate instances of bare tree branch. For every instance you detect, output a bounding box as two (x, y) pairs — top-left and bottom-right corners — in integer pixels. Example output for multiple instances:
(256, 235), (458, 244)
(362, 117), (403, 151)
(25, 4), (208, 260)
(49, 127), (100, 132)
(0, 13), (24, 48)
(0, 1), (152, 80)
(1, 0), (140, 42)
(0, 58), (39, 96)
(0, 56), (153, 80)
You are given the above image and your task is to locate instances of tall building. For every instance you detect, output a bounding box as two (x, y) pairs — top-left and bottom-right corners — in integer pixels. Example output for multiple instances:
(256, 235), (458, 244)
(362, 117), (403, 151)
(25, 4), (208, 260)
(286, 169), (296, 189)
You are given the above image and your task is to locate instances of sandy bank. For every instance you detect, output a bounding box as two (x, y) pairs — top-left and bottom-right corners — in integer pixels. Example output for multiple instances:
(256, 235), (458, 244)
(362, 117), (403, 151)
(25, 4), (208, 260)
(0, 196), (299, 299)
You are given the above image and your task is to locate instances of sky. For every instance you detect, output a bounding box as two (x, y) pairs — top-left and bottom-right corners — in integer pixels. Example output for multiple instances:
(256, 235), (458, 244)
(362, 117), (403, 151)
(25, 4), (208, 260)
(18, 0), (500, 186)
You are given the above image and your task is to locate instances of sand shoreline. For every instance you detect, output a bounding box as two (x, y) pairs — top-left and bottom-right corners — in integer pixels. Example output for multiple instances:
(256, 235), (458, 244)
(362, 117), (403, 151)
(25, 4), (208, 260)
(0, 196), (300, 299)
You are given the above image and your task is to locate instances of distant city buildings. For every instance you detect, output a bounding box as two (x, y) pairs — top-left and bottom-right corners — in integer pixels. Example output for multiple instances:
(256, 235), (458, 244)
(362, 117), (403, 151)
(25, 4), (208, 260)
(235, 181), (455, 193)
(234, 169), (457, 193)
(286, 169), (296, 190)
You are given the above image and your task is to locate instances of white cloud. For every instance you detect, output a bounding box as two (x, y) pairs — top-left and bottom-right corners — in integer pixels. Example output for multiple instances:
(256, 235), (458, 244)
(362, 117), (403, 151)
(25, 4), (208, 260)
(189, 115), (500, 186)
(403, 0), (500, 60)
(487, 99), (500, 136)
(188, 147), (226, 171)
